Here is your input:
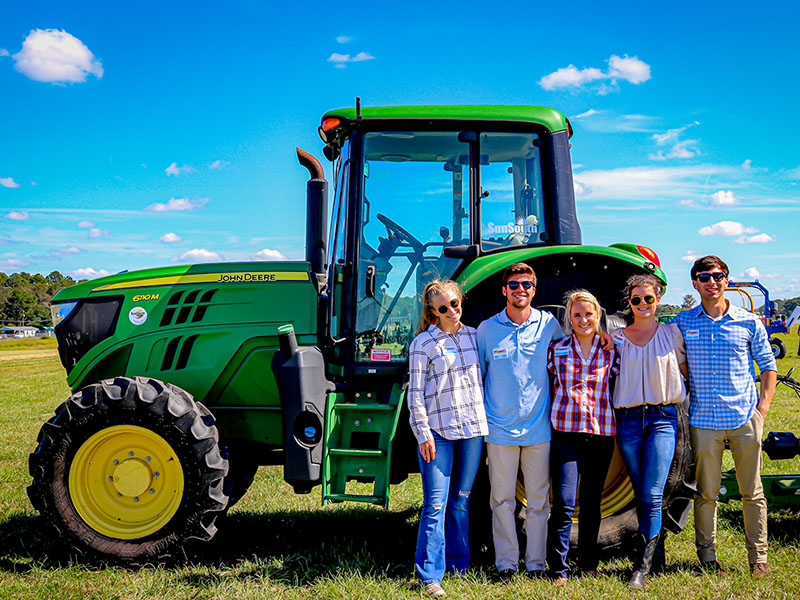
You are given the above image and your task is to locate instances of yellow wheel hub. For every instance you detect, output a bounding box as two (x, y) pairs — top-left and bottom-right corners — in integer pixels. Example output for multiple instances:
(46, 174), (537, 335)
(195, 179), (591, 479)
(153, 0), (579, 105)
(69, 424), (184, 539)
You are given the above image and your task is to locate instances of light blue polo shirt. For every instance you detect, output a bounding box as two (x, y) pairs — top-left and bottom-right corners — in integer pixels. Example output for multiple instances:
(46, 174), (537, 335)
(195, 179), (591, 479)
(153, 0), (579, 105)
(476, 307), (564, 446)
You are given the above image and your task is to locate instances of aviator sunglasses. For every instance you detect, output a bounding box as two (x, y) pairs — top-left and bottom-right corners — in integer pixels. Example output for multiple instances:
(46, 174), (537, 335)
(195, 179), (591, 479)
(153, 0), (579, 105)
(506, 281), (534, 290)
(695, 272), (728, 283)
(435, 299), (461, 314)
(630, 295), (656, 306)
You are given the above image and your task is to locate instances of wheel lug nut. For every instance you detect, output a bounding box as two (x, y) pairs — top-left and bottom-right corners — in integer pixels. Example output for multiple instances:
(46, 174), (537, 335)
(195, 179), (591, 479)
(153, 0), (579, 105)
(149, 489), (155, 494)
(129, 451), (134, 456)
(154, 472), (160, 477)
(134, 497), (139, 502)
(146, 456), (151, 461)
(108, 476), (113, 482)
(113, 459), (119, 465)
(117, 492), (122, 497)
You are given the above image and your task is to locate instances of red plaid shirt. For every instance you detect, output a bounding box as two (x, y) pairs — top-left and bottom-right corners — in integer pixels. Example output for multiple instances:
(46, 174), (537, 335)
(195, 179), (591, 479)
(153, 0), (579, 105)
(547, 334), (618, 436)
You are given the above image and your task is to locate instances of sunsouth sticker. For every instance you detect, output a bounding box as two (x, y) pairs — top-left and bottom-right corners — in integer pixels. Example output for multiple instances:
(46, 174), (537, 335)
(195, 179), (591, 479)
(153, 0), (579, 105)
(370, 348), (392, 362)
(686, 329), (700, 340)
(129, 306), (148, 326)
(554, 346), (570, 357)
(492, 347), (508, 360)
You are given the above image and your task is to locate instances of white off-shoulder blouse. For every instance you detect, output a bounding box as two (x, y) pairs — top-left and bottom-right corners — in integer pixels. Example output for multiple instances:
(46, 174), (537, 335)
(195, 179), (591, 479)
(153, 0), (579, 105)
(612, 323), (687, 409)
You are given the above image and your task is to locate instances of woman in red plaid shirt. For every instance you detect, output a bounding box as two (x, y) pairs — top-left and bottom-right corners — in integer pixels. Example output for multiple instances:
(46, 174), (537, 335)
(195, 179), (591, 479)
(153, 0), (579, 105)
(546, 289), (618, 584)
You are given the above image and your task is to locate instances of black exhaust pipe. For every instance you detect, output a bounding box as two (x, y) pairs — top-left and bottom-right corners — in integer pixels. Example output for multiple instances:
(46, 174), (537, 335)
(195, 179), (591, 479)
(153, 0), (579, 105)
(297, 148), (328, 288)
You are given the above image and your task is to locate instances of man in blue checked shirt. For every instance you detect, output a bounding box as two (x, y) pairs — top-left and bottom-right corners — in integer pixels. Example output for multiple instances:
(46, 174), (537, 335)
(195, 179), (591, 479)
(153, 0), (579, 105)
(675, 255), (777, 577)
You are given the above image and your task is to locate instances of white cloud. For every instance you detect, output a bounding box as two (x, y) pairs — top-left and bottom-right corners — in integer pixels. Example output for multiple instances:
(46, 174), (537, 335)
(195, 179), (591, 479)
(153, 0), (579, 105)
(178, 248), (223, 262)
(649, 122), (700, 161)
(57, 246), (81, 255)
(209, 160), (229, 170)
(681, 250), (703, 263)
(251, 248), (287, 261)
(1, 177), (20, 188)
(574, 164), (729, 201)
(336, 36), (352, 44)
(709, 190), (737, 207)
(679, 199), (700, 208)
(7, 211), (29, 220)
(572, 179), (588, 196)
(743, 267), (760, 279)
(0, 257), (27, 270)
(72, 267), (110, 279)
(698, 220), (759, 237)
(88, 227), (110, 238)
(570, 109), (654, 133)
(0, 48), (9, 57)
(12, 29), (103, 84)
(327, 51), (375, 68)
(742, 159), (752, 169)
(734, 233), (775, 244)
(165, 162), (196, 177)
(539, 54), (650, 92)
(77, 220), (96, 228)
(146, 197), (208, 212)
(160, 232), (183, 243)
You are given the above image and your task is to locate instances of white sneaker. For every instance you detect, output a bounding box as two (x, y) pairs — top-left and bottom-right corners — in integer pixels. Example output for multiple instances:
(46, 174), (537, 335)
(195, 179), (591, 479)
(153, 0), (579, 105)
(425, 582), (446, 597)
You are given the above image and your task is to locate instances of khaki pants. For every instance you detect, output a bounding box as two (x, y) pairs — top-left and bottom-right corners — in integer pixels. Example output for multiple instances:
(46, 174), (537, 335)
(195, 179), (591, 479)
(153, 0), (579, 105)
(690, 410), (768, 564)
(487, 442), (550, 571)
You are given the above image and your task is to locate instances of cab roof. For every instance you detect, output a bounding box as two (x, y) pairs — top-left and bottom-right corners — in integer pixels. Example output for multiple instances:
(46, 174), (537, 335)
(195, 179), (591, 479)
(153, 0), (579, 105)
(321, 105), (569, 134)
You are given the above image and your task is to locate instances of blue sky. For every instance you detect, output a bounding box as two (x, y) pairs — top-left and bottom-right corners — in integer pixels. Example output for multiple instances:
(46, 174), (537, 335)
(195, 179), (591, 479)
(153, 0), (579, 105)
(2, 1), (799, 305)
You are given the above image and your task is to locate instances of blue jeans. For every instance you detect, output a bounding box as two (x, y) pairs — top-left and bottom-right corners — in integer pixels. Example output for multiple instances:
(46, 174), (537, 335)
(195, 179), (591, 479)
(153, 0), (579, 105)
(615, 404), (678, 540)
(547, 431), (615, 577)
(415, 432), (483, 584)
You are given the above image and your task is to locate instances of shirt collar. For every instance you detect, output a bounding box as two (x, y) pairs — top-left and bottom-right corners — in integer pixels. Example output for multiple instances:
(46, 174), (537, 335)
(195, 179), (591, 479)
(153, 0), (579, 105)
(569, 333), (600, 361)
(496, 307), (541, 327)
(428, 323), (463, 337)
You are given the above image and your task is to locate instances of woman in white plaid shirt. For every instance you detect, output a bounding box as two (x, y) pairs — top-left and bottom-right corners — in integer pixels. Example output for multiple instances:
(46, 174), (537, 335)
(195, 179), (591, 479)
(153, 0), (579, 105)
(407, 280), (488, 597)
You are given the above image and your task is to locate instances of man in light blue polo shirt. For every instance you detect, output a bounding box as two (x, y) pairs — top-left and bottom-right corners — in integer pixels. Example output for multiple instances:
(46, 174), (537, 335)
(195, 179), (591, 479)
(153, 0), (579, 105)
(476, 262), (563, 578)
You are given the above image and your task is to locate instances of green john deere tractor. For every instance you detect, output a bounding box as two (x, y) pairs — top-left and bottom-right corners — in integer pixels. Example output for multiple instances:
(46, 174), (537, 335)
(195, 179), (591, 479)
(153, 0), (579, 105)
(30, 103), (694, 563)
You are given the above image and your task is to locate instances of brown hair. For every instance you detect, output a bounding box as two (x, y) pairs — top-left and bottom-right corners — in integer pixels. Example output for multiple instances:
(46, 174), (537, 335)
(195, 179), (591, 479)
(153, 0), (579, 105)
(418, 279), (463, 334)
(502, 262), (536, 286)
(565, 289), (602, 336)
(691, 255), (729, 280)
(624, 274), (664, 300)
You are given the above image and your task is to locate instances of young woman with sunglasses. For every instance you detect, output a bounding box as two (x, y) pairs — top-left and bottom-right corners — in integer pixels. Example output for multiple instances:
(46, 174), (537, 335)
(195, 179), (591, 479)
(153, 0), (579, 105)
(612, 274), (688, 589)
(546, 290), (619, 584)
(407, 279), (488, 597)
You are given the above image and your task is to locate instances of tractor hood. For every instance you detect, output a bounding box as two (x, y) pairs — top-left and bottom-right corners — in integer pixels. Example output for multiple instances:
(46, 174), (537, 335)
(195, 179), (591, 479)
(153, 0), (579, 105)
(457, 243), (665, 327)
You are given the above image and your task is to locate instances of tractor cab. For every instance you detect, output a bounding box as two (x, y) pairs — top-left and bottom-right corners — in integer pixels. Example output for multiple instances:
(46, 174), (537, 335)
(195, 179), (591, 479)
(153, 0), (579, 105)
(318, 106), (582, 377)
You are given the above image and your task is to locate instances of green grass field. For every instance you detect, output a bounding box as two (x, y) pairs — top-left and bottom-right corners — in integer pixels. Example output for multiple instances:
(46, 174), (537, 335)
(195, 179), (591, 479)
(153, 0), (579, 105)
(1, 335), (799, 599)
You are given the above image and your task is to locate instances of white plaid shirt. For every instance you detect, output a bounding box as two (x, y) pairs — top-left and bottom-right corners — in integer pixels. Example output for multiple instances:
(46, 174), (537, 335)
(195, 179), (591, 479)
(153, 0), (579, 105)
(408, 324), (489, 443)
(675, 303), (776, 430)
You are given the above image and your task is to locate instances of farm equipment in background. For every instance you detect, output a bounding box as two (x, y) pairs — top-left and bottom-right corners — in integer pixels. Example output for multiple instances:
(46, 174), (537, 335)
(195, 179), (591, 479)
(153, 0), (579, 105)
(30, 102), (695, 564)
(720, 369), (800, 507)
(728, 280), (789, 358)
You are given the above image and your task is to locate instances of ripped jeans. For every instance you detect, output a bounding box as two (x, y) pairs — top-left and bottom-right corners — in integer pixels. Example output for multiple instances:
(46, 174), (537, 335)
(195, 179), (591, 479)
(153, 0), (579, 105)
(415, 431), (484, 584)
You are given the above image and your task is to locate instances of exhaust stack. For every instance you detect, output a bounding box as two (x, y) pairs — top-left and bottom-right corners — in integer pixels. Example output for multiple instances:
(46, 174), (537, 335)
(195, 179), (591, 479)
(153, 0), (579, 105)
(297, 148), (328, 289)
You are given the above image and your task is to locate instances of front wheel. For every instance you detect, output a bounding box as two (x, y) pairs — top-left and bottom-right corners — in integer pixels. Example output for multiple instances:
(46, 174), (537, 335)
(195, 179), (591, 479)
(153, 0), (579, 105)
(770, 338), (787, 360)
(28, 377), (229, 564)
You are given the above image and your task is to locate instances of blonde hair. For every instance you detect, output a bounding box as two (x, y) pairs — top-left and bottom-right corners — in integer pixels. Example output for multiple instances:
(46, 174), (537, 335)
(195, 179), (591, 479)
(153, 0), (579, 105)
(418, 279), (463, 334)
(565, 289), (602, 336)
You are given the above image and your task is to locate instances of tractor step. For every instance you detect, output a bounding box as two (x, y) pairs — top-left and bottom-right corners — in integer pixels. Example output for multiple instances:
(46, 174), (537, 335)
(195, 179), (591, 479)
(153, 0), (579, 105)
(322, 384), (405, 508)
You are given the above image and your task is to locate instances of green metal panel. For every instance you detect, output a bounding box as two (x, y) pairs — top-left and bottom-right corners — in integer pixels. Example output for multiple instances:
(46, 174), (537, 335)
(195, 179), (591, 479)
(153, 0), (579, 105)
(56, 261), (319, 451)
(322, 105), (568, 133)
(456, 245), (667, 292)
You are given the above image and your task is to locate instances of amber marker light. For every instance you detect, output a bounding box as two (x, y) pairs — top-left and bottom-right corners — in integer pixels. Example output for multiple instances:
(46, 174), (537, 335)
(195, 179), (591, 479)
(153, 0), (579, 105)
(318, 117), (341, 143)
(636, 245), (661, 267)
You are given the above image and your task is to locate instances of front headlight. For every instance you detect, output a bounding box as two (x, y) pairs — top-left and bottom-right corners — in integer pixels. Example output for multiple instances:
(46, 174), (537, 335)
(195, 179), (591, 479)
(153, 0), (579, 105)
(51, 301), (79, 327)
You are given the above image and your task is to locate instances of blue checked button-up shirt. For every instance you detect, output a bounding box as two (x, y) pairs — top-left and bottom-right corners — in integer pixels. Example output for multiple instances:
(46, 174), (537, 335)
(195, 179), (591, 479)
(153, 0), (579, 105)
(675, 303), (776, 430)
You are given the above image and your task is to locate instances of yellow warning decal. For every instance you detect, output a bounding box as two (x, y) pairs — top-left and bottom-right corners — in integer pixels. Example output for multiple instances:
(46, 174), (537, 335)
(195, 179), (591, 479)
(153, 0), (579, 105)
(93, 271), (309, 292)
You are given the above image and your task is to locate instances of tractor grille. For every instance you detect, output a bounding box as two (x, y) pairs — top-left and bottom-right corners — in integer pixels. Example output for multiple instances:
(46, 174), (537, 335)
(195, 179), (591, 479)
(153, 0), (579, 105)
(159, 289), (217, 326)
(161, 334), (200, 371)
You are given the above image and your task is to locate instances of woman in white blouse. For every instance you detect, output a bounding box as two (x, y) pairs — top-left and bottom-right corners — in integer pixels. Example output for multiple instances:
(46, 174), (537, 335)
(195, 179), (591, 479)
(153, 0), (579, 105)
(407, 279), (488, 597)
(612, 274), (688, 589)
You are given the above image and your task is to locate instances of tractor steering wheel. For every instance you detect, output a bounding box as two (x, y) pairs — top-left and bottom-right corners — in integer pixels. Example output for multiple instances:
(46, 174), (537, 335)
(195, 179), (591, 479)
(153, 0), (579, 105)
(376, 213), (425, 254)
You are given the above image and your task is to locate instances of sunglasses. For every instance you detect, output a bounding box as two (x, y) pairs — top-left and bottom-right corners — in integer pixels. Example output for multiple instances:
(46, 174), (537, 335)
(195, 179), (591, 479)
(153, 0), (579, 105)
(630, 295), (656, 306)
(506, 281), (534, 290)
(435, 299), (461, 314)
(695, 272), (728, 283)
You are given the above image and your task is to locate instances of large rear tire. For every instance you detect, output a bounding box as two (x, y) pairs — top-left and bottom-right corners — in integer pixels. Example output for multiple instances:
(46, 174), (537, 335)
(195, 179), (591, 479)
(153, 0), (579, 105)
(28, 376), (229, 564)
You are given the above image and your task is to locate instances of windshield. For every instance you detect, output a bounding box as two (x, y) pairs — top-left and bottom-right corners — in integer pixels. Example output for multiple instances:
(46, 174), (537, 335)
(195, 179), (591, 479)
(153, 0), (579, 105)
(351, 129), (546, 363)
(479, 132), (545, 251)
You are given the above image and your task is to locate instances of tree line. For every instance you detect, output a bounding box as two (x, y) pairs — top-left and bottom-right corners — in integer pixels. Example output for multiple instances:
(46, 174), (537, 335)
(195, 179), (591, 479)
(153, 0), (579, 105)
(0, 272), (80, 328)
